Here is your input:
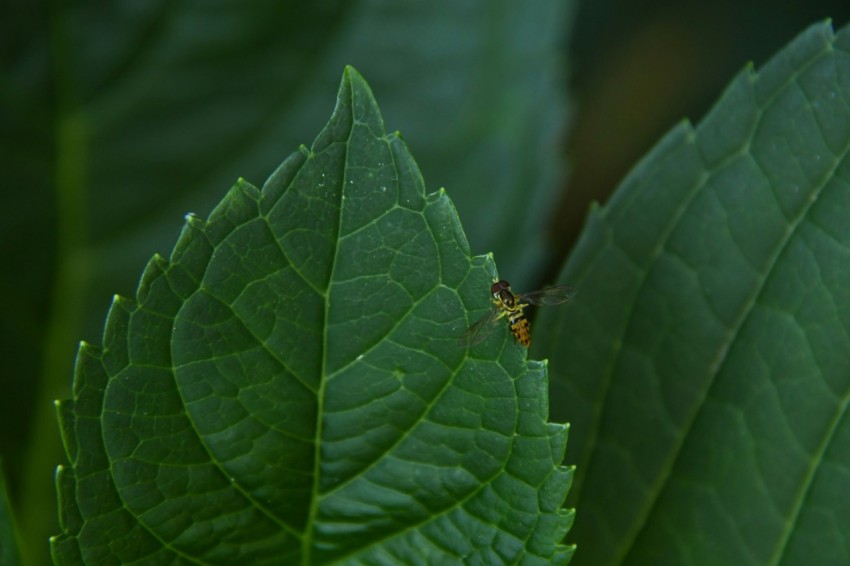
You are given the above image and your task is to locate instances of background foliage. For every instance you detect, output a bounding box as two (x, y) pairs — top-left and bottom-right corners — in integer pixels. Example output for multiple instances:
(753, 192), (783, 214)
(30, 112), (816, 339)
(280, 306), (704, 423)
(541, 22), (850, 564)
(3, 1), (850, 564)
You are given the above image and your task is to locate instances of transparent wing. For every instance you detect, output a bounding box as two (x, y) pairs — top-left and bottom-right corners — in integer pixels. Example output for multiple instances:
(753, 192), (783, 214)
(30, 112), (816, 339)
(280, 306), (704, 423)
(518, 284), (576, 306)
(458, 308), (502, 347)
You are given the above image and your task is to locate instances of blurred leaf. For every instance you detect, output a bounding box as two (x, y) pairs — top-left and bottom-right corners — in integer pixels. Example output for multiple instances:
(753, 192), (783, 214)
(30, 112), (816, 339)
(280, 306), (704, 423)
(52, 68), (573, 564)
(0, 461), (22, 566)
(538, 21), (850, 565)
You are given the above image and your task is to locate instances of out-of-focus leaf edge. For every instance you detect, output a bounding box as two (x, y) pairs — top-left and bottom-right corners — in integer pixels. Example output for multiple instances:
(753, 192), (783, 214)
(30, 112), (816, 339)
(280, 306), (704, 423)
(0, 457), (22, 566)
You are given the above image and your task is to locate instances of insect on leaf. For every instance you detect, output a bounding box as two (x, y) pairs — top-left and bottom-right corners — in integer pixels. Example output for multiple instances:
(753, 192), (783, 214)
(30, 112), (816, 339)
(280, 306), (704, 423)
(51, 67), (574, 565)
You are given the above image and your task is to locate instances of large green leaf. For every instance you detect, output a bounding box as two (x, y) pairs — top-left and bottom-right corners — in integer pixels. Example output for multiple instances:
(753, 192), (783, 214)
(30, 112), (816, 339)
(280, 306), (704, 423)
(4, 6), (572, 558)
(538, 21), (850, 565)
(52, 68), (573, 564)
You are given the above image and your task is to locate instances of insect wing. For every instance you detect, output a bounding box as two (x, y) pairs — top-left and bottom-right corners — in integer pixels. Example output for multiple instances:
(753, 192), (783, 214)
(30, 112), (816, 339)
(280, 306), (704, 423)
(458, 308), (502, 347)
(519, 284), (576, 306)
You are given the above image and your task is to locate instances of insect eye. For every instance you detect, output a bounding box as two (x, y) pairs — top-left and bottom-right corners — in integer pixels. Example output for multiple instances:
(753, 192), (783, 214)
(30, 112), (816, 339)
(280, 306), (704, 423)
(491, 280), (510, 294)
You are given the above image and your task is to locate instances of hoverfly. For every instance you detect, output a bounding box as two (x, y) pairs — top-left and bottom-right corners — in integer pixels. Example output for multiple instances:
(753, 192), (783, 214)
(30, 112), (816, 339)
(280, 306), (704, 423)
(459, 279), (575, 348)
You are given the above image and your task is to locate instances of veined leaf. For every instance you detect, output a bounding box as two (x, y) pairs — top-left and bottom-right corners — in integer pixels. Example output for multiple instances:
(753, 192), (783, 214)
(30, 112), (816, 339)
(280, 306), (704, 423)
(7, 4), (573, 562)
(538, 21), (850, 565)
(73, 0), (571, 340)
(51, 68), (573, 565)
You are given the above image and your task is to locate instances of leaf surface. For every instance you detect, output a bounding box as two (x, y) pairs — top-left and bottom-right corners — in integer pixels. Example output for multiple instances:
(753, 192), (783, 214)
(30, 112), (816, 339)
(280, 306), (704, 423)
(52, 68), (573, 565)
(538, 21), (850, 565)
(75, 0), (571, 335)
(4, 8), (572, 555)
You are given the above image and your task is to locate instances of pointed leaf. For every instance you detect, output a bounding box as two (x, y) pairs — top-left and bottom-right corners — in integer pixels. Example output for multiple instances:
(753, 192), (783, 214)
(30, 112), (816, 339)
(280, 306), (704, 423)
(8, 7), (573, 560)
(52, 68), (573, 564)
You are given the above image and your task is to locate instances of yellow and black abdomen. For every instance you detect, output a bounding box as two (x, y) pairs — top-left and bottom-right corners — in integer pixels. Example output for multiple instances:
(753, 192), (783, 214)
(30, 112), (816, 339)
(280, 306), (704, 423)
(507, 306), (531, 347)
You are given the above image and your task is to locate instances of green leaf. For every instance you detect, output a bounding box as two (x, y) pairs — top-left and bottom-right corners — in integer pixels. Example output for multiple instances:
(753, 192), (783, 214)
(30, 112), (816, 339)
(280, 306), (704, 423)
(5, 7), (572, 558)
(52, 68), (573, 564)
(59, 0), (571, 340)
(538, 21), (850, 565)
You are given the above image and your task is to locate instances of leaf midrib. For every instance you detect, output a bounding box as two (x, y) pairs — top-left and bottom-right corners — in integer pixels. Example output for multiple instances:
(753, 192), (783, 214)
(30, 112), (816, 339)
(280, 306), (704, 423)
(301, 75), (354, 565)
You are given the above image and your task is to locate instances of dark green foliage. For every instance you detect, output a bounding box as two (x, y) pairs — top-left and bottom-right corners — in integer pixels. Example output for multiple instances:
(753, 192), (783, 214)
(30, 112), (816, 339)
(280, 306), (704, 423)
(539, 21), (850, 566)
(51, 68), (574, 565)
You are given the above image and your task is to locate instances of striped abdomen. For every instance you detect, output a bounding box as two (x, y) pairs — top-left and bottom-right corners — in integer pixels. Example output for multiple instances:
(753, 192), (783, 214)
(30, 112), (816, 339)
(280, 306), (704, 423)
(507, 307), (531, 347)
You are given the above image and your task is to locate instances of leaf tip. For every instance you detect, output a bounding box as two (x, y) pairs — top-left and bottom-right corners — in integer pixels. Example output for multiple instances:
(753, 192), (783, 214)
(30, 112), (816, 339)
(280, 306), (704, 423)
(426, 187), (449, 205)
(337, 65), (385, 132)
(342, 64), (365, 83)
(340, 65), (371, 100)
(183, 211), (201, 224)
